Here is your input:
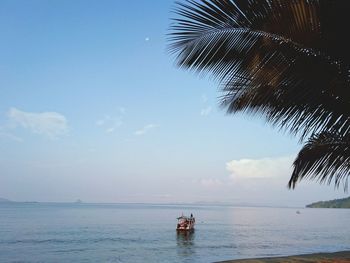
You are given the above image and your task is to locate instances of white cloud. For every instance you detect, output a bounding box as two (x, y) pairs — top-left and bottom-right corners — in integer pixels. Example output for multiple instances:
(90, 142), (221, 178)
(106, 127), (115, 133)
(7, 108), (68, 138)
(96, 117), (108, 126)
(134, 124), (158, 136)
(200, 106), (212, 116)
(96, 114), (123, 133)
(226, 156), (294, 180)
(119, 107), (126, 114)
(96, 115), (111, 126)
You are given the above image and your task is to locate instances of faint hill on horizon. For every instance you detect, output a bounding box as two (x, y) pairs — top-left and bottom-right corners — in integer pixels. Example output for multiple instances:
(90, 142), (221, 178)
(0, 197), (13, 203)
(307, 197), (350, 208)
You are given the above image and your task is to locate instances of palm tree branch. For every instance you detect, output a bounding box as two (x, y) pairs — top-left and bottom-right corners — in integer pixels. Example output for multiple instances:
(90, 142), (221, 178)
(289, 131), (350, 190)
(169, 0), (350, 139)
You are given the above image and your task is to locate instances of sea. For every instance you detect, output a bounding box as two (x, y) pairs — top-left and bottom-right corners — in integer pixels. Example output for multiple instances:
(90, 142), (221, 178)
(0, 203), (350, 263)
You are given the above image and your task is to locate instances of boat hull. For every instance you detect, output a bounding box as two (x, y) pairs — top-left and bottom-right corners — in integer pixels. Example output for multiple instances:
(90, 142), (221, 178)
(176, 228), (194, 232)
(176, 226), (194, 231)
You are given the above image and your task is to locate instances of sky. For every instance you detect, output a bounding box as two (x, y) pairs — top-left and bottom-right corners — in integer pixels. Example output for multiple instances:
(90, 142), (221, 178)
(0, 0), (347, 207)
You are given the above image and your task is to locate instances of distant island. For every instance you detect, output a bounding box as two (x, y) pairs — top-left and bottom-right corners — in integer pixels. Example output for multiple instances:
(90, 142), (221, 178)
(307, 196), (350, 208)
(0, 198), (38, 204)
(0, 197), (12, 203)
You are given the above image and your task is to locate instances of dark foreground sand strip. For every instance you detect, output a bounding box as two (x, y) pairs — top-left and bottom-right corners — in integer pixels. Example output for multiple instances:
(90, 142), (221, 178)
(217, 251), (350, 263)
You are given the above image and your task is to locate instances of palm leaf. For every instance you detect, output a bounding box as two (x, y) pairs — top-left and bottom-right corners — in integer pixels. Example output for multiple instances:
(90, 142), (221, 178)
(169, 0), (350, 139)
(289, 131), (350, 190)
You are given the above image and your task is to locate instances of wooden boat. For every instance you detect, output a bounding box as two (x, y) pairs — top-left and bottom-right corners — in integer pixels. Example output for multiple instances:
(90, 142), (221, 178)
(176, 214), (195, 231)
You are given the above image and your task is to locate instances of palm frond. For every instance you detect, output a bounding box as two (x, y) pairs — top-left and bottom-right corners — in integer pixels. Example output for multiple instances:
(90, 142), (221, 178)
(221, 53), (350, 139)
(289, 131), (350, 190)
(169, 0), (350, 139)
(170, 0), (350, 61)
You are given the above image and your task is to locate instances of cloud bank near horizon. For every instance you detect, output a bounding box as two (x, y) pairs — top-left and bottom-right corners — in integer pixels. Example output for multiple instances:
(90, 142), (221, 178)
(226, 156), (294, 180)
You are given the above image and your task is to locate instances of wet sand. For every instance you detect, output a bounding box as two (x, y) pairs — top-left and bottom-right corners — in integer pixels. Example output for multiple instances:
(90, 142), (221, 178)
(217, 251), (350, 263)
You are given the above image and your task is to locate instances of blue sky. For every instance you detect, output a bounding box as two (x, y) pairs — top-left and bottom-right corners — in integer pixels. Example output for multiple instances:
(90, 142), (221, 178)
(0, 0), (347, 206)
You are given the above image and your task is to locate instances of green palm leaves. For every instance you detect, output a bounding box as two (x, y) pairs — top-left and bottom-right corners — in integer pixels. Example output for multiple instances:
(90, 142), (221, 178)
(169, 0), (350, 189)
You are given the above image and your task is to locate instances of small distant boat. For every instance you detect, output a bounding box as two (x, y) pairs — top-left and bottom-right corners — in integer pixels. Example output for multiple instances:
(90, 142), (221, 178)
(296, 210), (301, 214)
(176, 214), (195, 231)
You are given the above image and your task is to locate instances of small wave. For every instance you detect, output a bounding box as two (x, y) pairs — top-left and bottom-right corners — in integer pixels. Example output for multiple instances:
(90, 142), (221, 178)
(2, 239), (68, 245)
(1, 237), (145, 245)
(53, 248), (90, 253)
(199, 244), (238, 249)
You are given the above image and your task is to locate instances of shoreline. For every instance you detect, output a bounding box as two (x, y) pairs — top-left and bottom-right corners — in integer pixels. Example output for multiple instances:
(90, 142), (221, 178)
(217, 251), (350, 262)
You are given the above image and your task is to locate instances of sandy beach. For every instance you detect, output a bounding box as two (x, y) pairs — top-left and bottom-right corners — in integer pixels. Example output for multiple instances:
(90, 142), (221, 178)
(217, 251), (350, 263)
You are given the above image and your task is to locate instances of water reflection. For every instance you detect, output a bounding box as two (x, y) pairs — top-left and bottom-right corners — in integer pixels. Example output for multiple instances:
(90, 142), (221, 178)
(176, 231), (195, 258)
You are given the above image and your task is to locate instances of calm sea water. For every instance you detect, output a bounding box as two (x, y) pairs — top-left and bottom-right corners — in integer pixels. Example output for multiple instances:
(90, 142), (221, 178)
(0, 203), (350, 263)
